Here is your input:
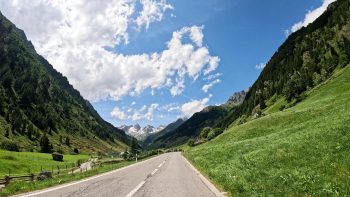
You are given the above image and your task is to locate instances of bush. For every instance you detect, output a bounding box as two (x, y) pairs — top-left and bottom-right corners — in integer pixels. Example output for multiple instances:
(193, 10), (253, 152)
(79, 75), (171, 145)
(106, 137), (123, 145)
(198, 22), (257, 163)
(52, 152), (63, 162)
(73, 148), (79, 154)
(37, 171), (52, 180)
(0, 140), (19, 151)
(188, 139), (195, 147)
(207, 128), (223, 141)
(200, 127), (212, 139)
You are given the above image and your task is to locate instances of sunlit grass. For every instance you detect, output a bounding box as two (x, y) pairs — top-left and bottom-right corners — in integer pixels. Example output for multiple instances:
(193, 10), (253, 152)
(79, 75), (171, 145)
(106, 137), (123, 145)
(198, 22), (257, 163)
(185, 66), (350, 196)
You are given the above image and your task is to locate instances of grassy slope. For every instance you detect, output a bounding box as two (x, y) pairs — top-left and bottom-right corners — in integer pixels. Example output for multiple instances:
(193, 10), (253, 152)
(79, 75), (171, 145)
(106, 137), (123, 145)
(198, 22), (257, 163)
(0, 150), (89, 176)
(185, 66), (350, 196)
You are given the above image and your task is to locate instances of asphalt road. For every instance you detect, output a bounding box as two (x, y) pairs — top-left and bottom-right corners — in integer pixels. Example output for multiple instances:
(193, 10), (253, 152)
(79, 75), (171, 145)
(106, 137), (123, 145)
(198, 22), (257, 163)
(17, 152), (221, 197)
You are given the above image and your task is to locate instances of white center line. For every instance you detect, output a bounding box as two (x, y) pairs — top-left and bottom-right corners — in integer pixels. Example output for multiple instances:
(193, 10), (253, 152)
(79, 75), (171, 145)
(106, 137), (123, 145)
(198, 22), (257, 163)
(151, 169), (158, 175)
(158, 161), (165, 168)
(125, 180), (146, 197)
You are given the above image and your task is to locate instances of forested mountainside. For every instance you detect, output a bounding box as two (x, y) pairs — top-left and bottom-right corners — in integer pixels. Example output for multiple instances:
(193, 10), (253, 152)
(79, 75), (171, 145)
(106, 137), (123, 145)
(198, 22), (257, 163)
(144, 118), (185, 147)
(0, 12), (131, 153)
(152, 0), (350, 148)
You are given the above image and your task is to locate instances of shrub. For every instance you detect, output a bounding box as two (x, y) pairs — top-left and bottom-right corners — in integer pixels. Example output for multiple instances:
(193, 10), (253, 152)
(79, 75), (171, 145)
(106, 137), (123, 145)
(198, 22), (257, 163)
(0, 140), (19, 151)
(207, 128), (223, 141)
(239, 115), (248, 125)
(40, 134), (53, 153)
(73, 148), (79, 154)
(188, 139), (195, 147)
(200, 127), (212, 139)
(52, 152), (63, 162)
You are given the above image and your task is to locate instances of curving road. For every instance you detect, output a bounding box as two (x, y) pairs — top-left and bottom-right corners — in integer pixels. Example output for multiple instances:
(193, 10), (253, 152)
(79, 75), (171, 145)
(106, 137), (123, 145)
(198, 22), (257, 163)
(17, 152), (223, 197)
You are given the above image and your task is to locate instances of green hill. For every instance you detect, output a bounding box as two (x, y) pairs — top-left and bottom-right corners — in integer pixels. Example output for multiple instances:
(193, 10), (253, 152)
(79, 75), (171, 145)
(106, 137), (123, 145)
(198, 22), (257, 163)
(185, 64), (350, 196)
(152, 105), (229, 148)
(152, 0), (350, 148)
(0, 12), (131, 153)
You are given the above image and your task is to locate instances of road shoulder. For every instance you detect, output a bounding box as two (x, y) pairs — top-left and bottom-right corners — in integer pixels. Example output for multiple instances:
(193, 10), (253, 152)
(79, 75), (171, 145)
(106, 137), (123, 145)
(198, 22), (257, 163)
(181, 153), (227, 197)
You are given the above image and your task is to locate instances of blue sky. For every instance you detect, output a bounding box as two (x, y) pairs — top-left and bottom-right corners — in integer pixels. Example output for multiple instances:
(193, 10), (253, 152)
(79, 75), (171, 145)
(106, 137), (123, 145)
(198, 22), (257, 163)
(0, 0), (332, 127)
(93, 0), (325, 127)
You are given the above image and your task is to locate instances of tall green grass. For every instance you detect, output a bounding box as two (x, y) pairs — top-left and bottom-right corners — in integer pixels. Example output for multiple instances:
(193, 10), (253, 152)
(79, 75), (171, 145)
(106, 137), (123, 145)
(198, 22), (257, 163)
(185, 66), (350, 196)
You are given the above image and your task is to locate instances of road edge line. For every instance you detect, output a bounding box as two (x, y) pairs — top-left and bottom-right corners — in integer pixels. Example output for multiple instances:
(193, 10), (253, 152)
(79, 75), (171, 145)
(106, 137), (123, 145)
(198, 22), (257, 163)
(181, 153), (227, 197)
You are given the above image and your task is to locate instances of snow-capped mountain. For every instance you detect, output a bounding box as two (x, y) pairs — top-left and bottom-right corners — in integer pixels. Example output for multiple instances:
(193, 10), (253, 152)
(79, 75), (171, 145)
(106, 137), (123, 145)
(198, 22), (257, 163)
(119, 124), (165, 141)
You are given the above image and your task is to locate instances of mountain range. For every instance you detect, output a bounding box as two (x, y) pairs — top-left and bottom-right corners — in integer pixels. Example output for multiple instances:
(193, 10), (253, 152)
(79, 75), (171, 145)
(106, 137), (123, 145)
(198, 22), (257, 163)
(118, 124), (165, 141)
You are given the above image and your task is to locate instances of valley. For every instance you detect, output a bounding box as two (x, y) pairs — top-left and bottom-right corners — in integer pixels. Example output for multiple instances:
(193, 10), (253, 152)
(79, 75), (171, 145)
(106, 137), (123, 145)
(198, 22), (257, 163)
(0, 0), (350, 196)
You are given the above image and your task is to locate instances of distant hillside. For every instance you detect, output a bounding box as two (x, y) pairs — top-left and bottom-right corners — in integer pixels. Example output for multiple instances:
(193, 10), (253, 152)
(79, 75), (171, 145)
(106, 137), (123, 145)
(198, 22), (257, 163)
(119, 124), (165, 141)
(151, 105), (229, 148)
(0, 12), (131, 153)
(151, 0), (350, 148)
(144, 118), (185, 146)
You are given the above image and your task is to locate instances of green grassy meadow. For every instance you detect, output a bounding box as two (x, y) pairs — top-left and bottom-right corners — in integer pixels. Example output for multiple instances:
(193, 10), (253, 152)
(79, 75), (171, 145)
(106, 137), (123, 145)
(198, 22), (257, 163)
(0, 150), (89, 176)
(185, 66), (350, 196)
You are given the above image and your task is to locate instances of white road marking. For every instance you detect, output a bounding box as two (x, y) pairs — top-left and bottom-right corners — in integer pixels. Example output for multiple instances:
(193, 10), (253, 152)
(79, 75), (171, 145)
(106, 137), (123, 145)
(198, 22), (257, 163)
(125, 181), (146, 197)
(158, 161), (165, 168)
(151, 169), (158, 175)
(182, 154), (226, 197)
(16, 156), (161, 197)
(125, 159), (165, 197)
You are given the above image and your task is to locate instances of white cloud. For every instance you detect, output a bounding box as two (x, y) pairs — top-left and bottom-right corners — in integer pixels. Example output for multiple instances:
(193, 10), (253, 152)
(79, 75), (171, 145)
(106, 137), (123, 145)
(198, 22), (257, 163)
(204, 73), (223, 81)
(204, 56), (220, 75)
(0, 1), (220, 101)
(131, 103), (159, 121)
(290, 0), (336, 33)
(112, 103), (159, 121)
(181, 97), (210, 117)
(131, 101), (136, 105)
(202, 79), (221, 93)
(136, 0), (173, 30)
(111, 107), (127, 120)
(255, 62), (266, 70)
(160, 103), (180, 112)
(190, 25), (204, 47)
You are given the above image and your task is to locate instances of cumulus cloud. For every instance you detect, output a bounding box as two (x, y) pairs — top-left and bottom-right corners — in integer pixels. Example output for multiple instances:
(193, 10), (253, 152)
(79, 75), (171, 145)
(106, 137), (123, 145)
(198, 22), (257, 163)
(131, 104), (159, 121)
(0, 0), (219, 101)
(204, 56), (220, 75)
(189, 25), (204, 47)
(111, 103), (159, 121)
(202, 79), (221, 93)
(181, 97), (210, 117)
(255, 62), (266, 70)
(111, 107), (127, 120)
(290, 0), (336, 33)
(136, 0), (173, 30)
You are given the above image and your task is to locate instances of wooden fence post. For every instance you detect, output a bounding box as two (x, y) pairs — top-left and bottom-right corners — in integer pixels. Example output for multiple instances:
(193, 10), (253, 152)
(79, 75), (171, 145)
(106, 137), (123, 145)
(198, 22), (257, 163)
(5, 176), (11, 186)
